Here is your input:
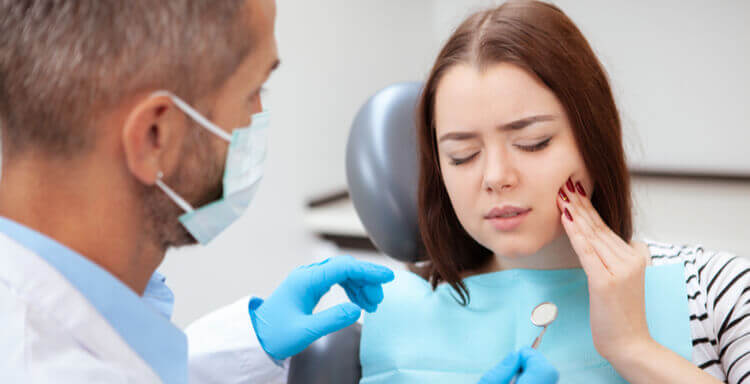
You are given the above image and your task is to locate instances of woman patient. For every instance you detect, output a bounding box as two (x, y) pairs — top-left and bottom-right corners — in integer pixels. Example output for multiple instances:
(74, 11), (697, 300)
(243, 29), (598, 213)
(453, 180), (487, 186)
(359, 1), (750, 383)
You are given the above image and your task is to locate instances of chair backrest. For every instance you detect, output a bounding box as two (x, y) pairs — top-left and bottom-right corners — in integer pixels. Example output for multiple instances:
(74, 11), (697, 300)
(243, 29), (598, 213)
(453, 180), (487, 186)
(345, 82), (424, 262)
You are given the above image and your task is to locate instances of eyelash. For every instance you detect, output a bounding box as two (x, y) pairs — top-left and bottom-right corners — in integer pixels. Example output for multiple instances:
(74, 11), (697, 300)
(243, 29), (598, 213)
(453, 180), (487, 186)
(450, 138), (552, 165)
(451, 152), (479, 165)
(516, 137), (552, 152)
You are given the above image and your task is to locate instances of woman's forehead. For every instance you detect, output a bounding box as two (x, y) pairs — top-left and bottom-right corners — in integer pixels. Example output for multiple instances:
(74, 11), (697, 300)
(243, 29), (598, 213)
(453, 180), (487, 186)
(434, 63), (565, 135)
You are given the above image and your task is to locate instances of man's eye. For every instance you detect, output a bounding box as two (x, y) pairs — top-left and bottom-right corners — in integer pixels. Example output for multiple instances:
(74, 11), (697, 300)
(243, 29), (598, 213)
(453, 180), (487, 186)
(248, 87), (267, 103)
(516, 138), (552, 152)
(451, 152), (479, 165)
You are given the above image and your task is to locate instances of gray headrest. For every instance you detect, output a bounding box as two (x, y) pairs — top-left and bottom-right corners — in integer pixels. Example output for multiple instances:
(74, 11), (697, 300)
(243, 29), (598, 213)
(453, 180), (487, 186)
(345, 82), (424, 263)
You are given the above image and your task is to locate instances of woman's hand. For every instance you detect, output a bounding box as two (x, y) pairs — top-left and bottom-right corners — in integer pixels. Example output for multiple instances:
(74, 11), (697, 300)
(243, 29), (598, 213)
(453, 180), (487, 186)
(555, 178), (652, 364)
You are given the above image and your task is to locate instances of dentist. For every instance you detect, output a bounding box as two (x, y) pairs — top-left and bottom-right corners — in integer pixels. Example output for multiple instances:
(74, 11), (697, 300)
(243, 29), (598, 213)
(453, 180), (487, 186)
(0, 1), (391, 382)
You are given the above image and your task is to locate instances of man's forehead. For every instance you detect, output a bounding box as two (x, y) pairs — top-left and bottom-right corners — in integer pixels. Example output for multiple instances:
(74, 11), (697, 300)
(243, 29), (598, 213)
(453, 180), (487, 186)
(243, 0), (276, 33)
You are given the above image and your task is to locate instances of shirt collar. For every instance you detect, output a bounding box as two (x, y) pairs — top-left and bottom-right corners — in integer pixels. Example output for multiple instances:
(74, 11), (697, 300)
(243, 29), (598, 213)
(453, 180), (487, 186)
(0, 217), (187, 384)
(144, 271), (176, 320)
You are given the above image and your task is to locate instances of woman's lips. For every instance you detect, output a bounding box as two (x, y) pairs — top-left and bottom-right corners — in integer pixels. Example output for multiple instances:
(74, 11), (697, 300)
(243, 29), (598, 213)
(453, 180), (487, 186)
(486, 208), (531, 231)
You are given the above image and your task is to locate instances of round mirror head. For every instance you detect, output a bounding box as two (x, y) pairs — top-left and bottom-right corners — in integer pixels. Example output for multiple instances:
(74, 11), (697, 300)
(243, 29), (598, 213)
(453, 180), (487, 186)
(531, 302), (558, 327)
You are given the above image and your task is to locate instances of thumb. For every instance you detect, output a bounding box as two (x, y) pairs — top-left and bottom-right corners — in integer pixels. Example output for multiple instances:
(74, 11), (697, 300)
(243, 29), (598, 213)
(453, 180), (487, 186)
(478, 351), (521, 384)
(306, 302), (362, 338)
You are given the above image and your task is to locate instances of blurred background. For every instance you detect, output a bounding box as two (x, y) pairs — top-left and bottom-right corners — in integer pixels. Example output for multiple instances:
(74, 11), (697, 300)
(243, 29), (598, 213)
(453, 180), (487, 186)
(149, 0), (750, 327)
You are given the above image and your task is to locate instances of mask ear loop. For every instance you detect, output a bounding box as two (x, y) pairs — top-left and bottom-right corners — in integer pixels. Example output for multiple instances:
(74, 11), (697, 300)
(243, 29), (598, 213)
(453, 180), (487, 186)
(150, 90), (232, 142)
(154, 171), (194, 213)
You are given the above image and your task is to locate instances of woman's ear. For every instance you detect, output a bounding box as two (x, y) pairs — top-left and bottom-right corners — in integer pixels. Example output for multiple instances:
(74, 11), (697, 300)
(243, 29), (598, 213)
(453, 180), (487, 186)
(121, 94), (187, 185)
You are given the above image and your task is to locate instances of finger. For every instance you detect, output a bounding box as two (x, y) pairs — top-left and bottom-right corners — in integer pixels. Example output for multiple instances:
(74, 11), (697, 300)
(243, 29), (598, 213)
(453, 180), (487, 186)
(342, 282), (379, 313)
(477, 351), (521, 384)
(569, 205), (626, 273)
(306, 302), (362, 338)
(564, 183), (626, 270)
(583, 204), (636, 263)
(517, 347), (559, 384)
(342, 283), (373, 312)
(569, 185), (632, 257)
(561, 210), (610, 277)
(360, 284), (385, 312)
(321, 256), (395, 286)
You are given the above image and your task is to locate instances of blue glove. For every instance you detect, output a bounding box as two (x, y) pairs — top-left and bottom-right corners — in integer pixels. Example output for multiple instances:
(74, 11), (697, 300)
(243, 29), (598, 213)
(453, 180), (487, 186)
(248, 255), (395, 360)
(478, 347), (559, 384)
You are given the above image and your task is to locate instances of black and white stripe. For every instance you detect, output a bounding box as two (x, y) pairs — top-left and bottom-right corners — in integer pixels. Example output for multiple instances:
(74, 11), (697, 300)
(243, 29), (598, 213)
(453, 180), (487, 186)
(648, 240), (750, 383)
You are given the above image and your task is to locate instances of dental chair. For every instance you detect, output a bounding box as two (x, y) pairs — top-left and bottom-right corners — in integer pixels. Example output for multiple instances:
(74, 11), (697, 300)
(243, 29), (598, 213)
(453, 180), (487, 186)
(287, 82), (424, 384)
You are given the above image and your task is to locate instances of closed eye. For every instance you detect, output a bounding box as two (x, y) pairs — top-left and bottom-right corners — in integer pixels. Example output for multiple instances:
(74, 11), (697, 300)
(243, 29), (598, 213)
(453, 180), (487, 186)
(515, 137), (552, 152)
(450, 152), (479, 165)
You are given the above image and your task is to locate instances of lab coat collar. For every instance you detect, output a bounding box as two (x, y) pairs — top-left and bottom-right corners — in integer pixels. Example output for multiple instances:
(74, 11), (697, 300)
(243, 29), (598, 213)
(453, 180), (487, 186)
(0, 216), (187, 384)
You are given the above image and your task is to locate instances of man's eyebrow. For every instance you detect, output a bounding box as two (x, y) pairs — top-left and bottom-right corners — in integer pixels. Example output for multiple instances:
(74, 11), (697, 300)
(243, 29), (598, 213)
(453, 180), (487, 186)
(499, 114), (556, 131)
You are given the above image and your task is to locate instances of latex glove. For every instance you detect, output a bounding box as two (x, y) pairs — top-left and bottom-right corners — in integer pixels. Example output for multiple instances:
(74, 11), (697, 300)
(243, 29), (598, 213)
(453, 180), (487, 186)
(248, 255), (395, 360)
(478, 347), (559, 384)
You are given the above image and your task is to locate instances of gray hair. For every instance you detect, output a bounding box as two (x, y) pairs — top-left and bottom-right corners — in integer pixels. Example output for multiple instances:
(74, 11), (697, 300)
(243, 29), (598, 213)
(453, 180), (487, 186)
(0, 0), (253, 158)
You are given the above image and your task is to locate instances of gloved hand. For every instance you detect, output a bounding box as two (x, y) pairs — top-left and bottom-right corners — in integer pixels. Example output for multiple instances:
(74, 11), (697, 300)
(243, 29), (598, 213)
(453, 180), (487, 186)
(478, 347), (559, 384)
(248, 255), (395, 360)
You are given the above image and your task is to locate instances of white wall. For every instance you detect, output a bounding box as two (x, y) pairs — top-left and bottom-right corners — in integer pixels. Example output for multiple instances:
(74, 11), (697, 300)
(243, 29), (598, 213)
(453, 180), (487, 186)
(631, 176), (750, 257)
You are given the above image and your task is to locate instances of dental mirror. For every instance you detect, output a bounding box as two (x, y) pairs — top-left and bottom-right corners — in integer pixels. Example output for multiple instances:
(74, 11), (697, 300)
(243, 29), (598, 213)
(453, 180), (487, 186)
(530, 302), (557, 349)
(510, 302), (559, 384)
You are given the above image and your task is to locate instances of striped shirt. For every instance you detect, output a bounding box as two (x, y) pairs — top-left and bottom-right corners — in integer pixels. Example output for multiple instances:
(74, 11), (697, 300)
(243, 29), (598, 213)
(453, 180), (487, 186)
(647, 240), (750, 383)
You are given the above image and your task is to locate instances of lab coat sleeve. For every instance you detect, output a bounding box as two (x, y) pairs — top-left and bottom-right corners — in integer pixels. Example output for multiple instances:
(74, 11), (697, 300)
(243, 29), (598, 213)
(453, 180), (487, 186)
(186, 295), (289, 384)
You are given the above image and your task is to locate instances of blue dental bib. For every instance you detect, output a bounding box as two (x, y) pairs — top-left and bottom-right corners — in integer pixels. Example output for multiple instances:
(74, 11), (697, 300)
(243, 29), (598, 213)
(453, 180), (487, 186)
(360, 264), (691, 383)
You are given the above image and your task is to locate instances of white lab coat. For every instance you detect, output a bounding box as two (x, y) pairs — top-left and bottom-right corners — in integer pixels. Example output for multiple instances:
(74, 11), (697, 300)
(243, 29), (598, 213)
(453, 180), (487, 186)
(0, 230), (287, 383)
(0, 233), (162, 383)
(186, 297), (289, 383)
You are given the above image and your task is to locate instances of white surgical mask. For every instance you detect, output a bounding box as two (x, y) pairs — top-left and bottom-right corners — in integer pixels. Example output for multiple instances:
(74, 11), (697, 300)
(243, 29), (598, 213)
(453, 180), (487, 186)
(152, 91), (269, 244)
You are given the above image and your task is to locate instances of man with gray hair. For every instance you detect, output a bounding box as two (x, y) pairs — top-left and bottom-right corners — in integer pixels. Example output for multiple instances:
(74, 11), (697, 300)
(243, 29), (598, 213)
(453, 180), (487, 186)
(0, 0), (395, 383)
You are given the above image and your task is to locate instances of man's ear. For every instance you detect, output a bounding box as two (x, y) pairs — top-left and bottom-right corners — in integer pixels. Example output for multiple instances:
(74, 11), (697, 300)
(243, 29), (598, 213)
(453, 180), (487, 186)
(122, 94), (186, 185)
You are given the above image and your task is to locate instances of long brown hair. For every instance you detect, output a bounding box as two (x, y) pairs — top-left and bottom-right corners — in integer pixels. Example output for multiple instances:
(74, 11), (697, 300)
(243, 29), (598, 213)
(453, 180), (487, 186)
(416, 0), (632, 305)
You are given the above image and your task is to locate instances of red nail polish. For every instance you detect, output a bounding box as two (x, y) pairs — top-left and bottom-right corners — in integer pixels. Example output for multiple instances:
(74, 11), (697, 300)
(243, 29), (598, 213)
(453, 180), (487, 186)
(575, 182), (587, 197)
(558, 188), (569, 202)
(564, 208), (573, 221)
(566, 178), (575, 193)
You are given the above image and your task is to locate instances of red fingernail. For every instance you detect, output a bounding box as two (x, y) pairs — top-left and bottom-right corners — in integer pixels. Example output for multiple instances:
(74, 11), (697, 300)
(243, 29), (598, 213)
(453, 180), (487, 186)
(558, 188), (569, 202)
(575, 182), (587, 197)
(566, 178), (575, 193)
(564, 208), (573, 221)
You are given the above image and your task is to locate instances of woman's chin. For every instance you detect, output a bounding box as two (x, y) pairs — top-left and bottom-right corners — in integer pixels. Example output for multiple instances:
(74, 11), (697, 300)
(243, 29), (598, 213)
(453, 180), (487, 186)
(488, 241), (546, 259)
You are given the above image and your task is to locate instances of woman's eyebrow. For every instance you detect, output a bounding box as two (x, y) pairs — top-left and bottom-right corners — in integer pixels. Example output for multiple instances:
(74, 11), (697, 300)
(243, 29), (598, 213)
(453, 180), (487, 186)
(438, 131), (478, 143)
(499, 114), (556, 131)
(438, 114), (556, 143)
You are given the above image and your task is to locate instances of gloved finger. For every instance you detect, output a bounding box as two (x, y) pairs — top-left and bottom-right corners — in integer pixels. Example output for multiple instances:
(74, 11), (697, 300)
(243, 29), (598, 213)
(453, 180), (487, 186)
(359, 283), (385, 312)
(342, 280), (382, 312)
(342, 282), (376, 313)
(306, 302), (362, 338)
(315, 256), (395, 289)
(477, 351), (521, 384)
(517, 347), (559, 384)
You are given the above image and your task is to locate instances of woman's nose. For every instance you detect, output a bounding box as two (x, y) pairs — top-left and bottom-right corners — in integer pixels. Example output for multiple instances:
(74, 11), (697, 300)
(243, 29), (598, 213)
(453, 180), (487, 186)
(482, 148), (519, 192)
